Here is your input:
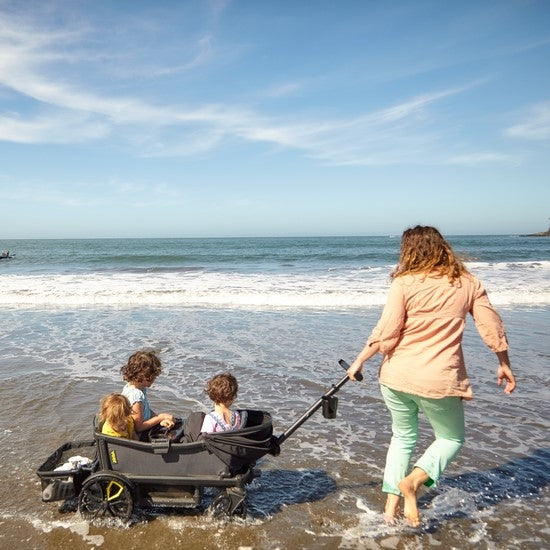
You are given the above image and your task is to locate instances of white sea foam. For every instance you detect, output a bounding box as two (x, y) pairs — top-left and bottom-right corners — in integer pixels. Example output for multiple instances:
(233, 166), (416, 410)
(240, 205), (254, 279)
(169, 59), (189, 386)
(28, 516), (105, 546)
(1, 260), (549, 309)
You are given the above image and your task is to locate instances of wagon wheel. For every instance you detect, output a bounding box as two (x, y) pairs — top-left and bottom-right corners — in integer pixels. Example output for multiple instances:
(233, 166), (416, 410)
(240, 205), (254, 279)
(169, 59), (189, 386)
(78, 472), (134, 521)
(210, 489), (246, 518)
(210, 492), (232, 518)
(232, 500), (247, 518)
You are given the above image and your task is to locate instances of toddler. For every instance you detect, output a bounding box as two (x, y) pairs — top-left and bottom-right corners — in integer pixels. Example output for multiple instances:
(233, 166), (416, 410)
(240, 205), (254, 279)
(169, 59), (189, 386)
(99, 393), (138, 440)
(200, 372), (244, 433)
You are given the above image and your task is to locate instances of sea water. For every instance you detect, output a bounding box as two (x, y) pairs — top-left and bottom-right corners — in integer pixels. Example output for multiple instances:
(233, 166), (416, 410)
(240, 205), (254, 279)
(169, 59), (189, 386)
(0, 235), (548, 549)
(1, 235), (549, 308)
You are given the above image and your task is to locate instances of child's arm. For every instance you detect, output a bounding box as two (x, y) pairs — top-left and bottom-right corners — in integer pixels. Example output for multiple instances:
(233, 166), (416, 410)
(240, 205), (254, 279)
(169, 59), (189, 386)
(149, 408), (175, 428)
(130, 402), (175, 432)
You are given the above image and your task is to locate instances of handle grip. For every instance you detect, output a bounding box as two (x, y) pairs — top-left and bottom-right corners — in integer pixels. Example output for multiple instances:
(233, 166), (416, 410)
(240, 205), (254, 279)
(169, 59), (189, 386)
(338, 358), (363, 381)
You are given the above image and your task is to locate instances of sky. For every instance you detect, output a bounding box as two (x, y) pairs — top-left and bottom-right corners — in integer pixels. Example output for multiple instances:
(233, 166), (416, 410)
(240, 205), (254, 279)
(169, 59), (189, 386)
(1, 0), (549, 239)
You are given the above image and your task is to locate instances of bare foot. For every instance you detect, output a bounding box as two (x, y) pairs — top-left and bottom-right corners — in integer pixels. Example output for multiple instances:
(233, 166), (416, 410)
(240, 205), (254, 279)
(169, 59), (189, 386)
(383, 495), (401, 525)
(398, 478), (421, 527)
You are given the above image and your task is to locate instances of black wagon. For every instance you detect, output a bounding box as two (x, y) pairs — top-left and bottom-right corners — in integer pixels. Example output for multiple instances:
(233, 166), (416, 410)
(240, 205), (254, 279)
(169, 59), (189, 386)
(36, 360), (360, 521)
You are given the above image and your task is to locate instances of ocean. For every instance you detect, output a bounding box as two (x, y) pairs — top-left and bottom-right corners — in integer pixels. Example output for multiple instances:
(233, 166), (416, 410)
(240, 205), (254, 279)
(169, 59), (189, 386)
(0, 235), (549, 549)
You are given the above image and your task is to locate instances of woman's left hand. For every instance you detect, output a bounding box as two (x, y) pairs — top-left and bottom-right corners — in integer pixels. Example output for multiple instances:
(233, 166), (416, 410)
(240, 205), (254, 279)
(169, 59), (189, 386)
(497, 364), (516, 394)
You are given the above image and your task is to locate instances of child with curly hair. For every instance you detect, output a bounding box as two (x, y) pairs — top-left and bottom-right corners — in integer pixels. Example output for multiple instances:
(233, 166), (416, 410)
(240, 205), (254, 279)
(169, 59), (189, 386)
(121, 349), (175, 436)
(200, 372), (244, 433)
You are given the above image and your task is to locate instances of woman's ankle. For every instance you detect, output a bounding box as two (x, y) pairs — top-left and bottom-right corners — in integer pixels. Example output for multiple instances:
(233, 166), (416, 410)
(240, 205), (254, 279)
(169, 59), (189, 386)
(384, 494), (401, 515)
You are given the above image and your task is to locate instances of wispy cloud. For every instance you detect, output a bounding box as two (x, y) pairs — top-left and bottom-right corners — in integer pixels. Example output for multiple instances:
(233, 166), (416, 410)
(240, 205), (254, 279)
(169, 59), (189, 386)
(448, 152), (517, 166)
(506, 101), (550, 140)
(0, 175), (187, 208)
(150, 35), (215, 76)
(207, 0), (232, 19)
(258, 82), (305, 99)
(0, 112), (109, 143)
(0, 6), (513, 168)
(0, 179), (97, 207)
(245, 86), (486, 167)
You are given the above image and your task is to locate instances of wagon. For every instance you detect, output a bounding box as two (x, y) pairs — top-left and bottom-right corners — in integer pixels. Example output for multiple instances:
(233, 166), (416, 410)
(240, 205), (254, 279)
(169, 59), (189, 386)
(36, 360), (360, 521)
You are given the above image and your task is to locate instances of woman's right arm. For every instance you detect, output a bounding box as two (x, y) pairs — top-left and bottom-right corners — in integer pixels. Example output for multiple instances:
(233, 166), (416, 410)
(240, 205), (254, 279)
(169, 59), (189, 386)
(347, 341), (381, 380)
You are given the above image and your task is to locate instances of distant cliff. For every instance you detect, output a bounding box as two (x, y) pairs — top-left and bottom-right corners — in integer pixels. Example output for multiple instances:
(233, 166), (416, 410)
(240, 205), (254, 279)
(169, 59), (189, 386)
(523, 228), (550, 237)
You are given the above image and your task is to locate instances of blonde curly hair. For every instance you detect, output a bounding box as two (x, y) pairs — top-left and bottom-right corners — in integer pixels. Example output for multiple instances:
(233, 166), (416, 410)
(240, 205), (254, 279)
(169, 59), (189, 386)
(391, 225), (467, 284)
(98, 393), (132, 425)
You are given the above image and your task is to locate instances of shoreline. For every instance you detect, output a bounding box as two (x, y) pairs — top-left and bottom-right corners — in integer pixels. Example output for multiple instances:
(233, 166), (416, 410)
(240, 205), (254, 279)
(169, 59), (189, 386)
(0, 304), (549, 548)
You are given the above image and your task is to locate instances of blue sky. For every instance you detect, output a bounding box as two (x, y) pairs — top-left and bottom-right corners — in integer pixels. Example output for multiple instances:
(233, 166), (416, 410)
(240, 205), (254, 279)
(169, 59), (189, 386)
(1, 0), (549, 238)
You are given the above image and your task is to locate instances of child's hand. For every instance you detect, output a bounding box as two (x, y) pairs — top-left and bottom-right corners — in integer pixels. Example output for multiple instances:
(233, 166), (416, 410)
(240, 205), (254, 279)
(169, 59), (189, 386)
(159, 414), (175, 429)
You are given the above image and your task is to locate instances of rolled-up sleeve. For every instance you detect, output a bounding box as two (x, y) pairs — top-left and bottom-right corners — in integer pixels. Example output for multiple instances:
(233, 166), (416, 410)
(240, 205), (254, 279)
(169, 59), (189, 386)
(367, 279), (406, 355)
(470, 279), (509, 352)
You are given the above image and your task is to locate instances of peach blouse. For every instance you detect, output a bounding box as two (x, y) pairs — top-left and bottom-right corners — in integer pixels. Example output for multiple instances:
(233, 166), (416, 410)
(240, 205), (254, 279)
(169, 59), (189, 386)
(367, 272), (508, 400)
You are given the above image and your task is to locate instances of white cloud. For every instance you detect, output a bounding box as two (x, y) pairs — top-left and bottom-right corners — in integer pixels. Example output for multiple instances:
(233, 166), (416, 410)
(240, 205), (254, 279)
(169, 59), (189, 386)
(0, 181), (94, 207)
(151, 35), (215, 76)
(506, 101), (550, 140)
(0, 112), (109, 144)
(259, 82), (305, 99)
(0, 174), (186, 208)
(0, 6), (515, 167)
(448, 152), (516, 166)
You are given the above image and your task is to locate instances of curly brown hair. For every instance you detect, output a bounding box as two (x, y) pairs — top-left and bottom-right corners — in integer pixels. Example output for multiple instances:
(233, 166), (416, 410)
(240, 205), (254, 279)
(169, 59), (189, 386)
(205, 372), (238, 405)
(391, 225), (468, 283)
(98, 393), (132, 425)
(120, 350), (162, 384)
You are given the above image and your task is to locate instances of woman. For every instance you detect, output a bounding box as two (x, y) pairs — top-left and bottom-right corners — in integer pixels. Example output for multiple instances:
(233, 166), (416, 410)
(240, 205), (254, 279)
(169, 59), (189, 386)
(347, 226), (516, 527)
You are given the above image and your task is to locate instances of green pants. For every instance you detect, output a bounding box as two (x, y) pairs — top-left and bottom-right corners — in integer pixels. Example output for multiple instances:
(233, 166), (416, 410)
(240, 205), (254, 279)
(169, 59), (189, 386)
(380, 384), (465, 495)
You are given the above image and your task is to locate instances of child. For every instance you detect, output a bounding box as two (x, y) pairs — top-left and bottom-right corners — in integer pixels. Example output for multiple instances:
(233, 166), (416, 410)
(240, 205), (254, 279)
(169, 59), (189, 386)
(99, 393), (138, 440)
(121, 349), (175, 436)
(200, 372), (244, 433)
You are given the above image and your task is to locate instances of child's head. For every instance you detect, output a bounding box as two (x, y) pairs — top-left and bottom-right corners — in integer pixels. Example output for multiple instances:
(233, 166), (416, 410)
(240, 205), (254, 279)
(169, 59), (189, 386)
(205, 372), (238, 406)
(120, 349), (162, 385)
(99, 393), (132, 432)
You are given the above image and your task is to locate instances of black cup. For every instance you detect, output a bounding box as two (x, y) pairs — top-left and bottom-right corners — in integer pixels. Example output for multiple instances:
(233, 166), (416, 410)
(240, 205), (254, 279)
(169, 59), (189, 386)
(322, 395), (338, 419)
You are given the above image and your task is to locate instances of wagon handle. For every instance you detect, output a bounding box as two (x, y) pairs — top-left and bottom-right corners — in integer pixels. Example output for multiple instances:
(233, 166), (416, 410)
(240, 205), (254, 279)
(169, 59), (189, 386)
(276, 359), (361, 446)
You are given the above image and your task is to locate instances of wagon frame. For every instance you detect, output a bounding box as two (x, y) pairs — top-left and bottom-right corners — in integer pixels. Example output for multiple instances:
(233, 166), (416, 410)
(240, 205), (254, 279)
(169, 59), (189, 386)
(37, 360), (360, 522)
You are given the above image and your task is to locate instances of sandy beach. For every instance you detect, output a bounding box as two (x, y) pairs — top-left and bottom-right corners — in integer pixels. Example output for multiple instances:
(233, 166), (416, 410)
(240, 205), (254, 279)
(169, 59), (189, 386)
(1, 302), (548, 549)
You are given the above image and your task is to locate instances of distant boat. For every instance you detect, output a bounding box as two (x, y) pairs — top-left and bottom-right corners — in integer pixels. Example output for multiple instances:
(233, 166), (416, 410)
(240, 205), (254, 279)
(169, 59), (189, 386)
(0, 250), (15, 259)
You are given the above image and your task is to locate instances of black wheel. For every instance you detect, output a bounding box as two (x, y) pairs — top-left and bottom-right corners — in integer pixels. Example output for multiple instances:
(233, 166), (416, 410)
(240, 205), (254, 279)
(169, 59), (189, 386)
(209, 489), (246, 518)
(78, 472), (134, 521)
(210, 492), (232, 518)
(232, 500), (247, 518)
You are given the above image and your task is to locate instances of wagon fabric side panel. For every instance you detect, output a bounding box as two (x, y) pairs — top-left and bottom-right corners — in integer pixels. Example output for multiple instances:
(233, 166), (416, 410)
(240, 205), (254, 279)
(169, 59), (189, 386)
(96, 435), (230, 477)
(202, 410), (279, 474)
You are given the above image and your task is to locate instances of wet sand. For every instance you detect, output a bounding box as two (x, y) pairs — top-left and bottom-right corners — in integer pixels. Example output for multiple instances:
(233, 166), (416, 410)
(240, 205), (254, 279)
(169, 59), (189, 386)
(1, 306), (549, 549)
